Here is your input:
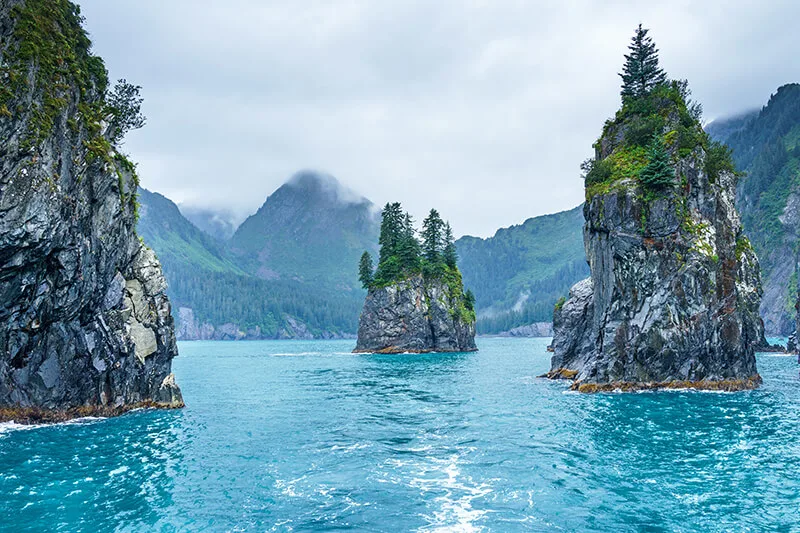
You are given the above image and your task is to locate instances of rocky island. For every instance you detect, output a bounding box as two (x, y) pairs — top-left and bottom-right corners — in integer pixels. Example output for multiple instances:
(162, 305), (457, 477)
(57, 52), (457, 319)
(0, 0), (182, 421)
(354, 204), (477, 353)
(547, 26), (768, 391)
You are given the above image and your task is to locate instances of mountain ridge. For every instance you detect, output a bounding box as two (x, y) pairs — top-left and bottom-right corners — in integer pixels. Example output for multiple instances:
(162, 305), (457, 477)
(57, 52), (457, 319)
(706, 83), (800, 334)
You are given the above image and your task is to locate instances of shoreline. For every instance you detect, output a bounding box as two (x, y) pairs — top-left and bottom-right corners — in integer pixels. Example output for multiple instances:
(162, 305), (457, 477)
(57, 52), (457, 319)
(0, 400), (185, 426)
(541, 371), (763, 393)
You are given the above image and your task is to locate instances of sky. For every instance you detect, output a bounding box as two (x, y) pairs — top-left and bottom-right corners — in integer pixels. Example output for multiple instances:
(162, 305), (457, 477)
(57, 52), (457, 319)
(77, 0), (800, 238)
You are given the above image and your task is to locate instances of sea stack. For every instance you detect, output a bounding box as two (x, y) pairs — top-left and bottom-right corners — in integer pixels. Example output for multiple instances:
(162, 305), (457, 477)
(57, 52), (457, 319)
(0, 0), (182, 421)
(547, 25), (767, 391)
(354, 204), (477, 353)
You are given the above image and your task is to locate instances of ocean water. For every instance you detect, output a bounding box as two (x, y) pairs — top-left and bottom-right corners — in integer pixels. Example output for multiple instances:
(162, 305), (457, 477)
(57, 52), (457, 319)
(1, 338), (800, 532)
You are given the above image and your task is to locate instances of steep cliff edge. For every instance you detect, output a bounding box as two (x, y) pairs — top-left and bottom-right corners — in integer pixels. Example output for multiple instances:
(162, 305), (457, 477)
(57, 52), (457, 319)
(354, 204), (477, 353)
(547, 27), (767, 391)
(0, 0), (182, 421)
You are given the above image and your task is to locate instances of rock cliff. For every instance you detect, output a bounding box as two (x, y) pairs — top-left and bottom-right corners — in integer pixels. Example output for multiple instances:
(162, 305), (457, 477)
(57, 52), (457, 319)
(0, 0), (182, 421)
(354, 275), (477, 353)
(548, 79), (768, 391)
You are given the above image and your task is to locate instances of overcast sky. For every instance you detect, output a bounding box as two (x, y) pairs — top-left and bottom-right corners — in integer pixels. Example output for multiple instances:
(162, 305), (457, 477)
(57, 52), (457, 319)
(77, 0), (799, 237)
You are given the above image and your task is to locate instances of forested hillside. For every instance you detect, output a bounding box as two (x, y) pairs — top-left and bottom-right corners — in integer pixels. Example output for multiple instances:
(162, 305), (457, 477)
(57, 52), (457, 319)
(137, 188), (242, 275)
(707, 84), (800, 334)
(456, 206), (588, 334)
(137, 185), (363, 339)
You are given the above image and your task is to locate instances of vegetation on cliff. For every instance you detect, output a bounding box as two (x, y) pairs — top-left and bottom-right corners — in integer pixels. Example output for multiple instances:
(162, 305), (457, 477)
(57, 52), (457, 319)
(0, 0), (182, 416)
(548, 24), (765, 389)
(359, 203), (476, 324)
(1, 0), (145, 206)
(582, 25), (736, 203)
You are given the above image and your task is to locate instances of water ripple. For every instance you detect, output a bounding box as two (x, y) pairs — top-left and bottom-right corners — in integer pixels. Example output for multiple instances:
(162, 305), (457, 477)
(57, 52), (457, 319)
(1, 339), (799, 532)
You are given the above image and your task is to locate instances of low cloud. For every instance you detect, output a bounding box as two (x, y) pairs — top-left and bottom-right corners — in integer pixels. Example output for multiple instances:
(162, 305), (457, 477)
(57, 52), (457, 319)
(78, 0), (800, 237)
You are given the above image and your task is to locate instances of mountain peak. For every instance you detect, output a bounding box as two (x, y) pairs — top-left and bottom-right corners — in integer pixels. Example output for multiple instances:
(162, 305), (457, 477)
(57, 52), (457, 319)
(279, 170), (370, 207)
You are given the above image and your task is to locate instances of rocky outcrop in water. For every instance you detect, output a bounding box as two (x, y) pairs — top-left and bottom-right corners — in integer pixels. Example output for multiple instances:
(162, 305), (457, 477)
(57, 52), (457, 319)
(0, 0), (181, 421)
(355, 275), (477, 353)
(550, 150), (767, 390)
(547, 38), (768, 390)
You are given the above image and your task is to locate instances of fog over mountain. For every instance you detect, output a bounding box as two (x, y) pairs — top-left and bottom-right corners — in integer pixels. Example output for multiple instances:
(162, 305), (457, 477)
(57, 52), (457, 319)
(77, 0), (800, 237)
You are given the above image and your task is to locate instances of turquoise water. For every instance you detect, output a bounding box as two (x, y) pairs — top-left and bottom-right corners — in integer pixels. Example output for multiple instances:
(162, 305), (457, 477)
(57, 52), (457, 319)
(1, 338), (800, 532)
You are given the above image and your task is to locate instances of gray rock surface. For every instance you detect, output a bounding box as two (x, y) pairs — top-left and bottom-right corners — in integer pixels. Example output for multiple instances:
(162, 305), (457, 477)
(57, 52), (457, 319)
(549, 145), (767, 391)
(495, 322), (554, 338)
(354, 275), (477, 353)
(0, 0), (181, 420)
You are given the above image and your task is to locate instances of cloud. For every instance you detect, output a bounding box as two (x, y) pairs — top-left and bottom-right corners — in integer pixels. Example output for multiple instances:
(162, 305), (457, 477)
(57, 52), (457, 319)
(77, 0), (800, 237)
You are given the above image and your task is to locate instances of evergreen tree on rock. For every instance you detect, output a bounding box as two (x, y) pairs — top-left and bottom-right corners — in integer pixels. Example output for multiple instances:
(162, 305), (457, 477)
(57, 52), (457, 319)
(396, 213), (422, 273)
(619, 24), (667, 101)
(639, 136), (675, 190)
(378, 202), (404, 264)
(443, 222), (458, 269)
(359, 251), (374, 289)
(421, 209), (445, 264)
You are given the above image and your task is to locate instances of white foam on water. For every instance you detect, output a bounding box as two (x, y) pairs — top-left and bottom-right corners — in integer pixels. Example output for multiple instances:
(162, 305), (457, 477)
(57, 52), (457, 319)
(408, 453), (492, 533)
(274, 474), (308, 498)
(0, 421), (41, 435)
(330, 442), (370, 453)
(108, 465), (129, 477)
(0, 416), (105, 437)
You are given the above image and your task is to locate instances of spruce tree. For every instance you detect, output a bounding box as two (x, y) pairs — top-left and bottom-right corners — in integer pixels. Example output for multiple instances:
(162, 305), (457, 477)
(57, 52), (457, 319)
(639, 136), (674, 189)
(358, 251), (374, 289)
(375, 202), (404, 284)
(378, 202), (404, 265)
(443, 222), (458, 269)
(619, 24), (667, 101)
(396, 213), (421, 272)
(421, 209), (445, 264)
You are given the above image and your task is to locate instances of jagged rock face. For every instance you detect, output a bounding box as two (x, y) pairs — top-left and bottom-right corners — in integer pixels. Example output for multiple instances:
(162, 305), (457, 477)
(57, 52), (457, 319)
(354, 276), (477, 353)
(551, 148), (767, 390)
(0, 0), (181, 418)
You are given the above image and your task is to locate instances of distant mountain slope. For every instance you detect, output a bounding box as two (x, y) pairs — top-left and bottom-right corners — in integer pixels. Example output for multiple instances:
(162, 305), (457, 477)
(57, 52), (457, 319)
(136, 186), (361, 339)
(707, 83), (800, 334)
(179, 206), (239, 241)
(137, 188), (243, 275)
(141, 175), (590, 338)
(704, 110), (758, 145)
(456, 206), (589, 334)
(229, 171), (380, 290)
